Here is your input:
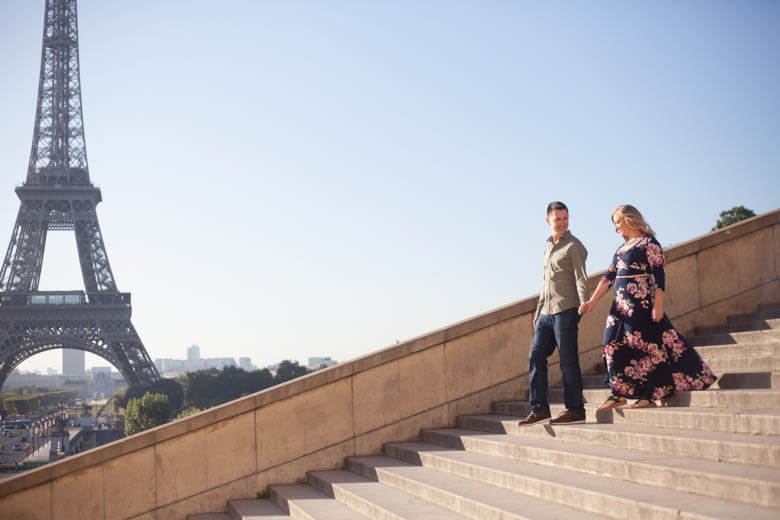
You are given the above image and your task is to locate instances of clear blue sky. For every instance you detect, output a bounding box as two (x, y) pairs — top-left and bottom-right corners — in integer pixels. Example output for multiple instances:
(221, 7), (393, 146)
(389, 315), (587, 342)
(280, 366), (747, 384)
(1, 1), (778, 374)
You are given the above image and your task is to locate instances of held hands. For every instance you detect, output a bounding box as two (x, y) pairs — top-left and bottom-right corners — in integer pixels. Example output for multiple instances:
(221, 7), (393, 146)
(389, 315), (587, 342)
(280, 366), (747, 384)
(578, 300), (594, 315)
(652, 304), (664, 322)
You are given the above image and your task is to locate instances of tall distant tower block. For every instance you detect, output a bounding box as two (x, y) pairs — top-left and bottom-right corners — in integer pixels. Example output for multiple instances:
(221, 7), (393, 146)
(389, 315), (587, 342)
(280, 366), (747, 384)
(62, 348), (85, 377)
(0, 0), (160, 390)
(187, 345), (200, 362)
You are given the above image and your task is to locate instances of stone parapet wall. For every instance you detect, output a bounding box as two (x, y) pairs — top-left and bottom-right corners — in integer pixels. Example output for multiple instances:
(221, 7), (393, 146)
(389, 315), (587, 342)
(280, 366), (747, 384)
(1, 209), (778, 520)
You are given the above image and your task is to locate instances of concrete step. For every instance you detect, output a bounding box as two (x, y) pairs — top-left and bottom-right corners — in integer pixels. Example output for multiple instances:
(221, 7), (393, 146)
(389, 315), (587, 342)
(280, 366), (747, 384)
(697, 341), (780, 358)
(307, 469), (467, 519)
(693, 328), (780, 347)
(738, 303), (780, 322)
(492, 401), (780, 435)
(346, 455), (608, 520)
(587, 365), (780, 388)
(270, 484), (369, 519)
(545, 387), (780, 409)
(582, 374), (608, 387)
(387, 441), (780, 512)
(229, 499), (290, 519)
(756, 302), (780, 314)
(412, 431), (780, 506)
(706, 354), (780, 372)
(696, 317), (780, 336)
(581, 344), (780, 382)
(190, 304), (780, 520)
(451, 415), (780, 468)
(352, 450), (779, 520)
(698, 343), (780, 375)
(711, 370), (780, 389)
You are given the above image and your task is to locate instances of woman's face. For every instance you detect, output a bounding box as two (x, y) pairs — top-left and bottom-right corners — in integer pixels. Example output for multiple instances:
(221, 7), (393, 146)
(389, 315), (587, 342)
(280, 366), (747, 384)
(612, 214), (636, 238)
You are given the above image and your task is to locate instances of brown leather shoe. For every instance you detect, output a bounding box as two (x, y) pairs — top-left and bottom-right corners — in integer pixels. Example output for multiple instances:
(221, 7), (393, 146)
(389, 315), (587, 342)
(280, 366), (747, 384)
(549, 409), (586, 424)
(518, 411), (551, 426)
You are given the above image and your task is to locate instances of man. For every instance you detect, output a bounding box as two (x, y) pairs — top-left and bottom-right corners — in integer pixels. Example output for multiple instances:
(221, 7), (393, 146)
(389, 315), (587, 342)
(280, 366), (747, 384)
(519, 201), (588, 425)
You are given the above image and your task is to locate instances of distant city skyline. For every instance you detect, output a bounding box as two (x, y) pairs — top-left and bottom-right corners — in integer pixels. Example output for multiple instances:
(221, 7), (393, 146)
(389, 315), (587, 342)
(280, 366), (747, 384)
(15, 347), (335, 378)
(1, 2), (778, 377)
(4, 364), (126, 400)
(13, 345), (264, 376)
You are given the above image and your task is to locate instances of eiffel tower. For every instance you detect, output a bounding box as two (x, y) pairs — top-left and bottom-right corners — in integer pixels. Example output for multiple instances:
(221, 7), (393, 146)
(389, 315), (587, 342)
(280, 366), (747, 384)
(0, 0), (160, 390)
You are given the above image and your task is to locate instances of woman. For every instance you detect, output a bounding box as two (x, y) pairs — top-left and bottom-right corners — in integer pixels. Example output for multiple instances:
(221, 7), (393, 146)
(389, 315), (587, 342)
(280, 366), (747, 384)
(579, 205), (716, 409)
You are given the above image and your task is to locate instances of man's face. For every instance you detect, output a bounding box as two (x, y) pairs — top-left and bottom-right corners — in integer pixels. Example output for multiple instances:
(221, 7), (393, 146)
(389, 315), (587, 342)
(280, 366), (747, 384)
(546, 209), (569, 237)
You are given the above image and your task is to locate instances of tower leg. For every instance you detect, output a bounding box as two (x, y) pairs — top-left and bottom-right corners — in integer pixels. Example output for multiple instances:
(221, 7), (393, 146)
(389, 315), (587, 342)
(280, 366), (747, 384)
(75, 206), (117, 293)
(0, 203), (48, 293)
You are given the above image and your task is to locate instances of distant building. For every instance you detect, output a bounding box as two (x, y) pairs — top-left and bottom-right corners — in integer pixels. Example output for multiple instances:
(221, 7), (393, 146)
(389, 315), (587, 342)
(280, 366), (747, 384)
(47, 367), (58, 375)
(6, 365), (124, 398)
(62, 349), (85, 377)
(187, 345), (200, 362)
(5, 369), (64, 389)
(154, 346), (238, 376)
(87, 367), (121, 398)
(63, 378), (88, 399)
(308, 357), (337, 370)
(203, 358), (237, 370)
(155, 358), (187, 376)
(90, 367), (111, 377)
(239, 357), (254, 371)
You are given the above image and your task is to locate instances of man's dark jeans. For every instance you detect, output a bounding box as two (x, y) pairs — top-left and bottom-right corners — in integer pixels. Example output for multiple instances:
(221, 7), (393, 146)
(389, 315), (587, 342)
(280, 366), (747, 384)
(529, 307), (585, 417)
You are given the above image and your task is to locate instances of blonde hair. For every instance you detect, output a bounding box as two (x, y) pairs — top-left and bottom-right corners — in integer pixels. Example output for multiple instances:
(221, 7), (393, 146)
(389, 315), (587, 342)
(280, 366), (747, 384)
(612, 204), (655, 236)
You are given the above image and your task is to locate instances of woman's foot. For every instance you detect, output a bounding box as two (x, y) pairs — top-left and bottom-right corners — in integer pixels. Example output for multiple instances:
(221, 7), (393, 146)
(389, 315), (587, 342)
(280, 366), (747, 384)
(597, 395), (627, 412)
(629, 399), (657, 408)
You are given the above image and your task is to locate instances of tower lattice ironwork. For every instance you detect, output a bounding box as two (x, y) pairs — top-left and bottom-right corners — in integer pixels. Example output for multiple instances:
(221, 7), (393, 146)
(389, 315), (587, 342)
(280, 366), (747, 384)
(0, 0), (160, 389)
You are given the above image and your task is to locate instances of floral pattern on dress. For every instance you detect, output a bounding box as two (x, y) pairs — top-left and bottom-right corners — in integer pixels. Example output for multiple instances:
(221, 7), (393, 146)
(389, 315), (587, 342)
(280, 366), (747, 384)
(600, 235), (717, 399)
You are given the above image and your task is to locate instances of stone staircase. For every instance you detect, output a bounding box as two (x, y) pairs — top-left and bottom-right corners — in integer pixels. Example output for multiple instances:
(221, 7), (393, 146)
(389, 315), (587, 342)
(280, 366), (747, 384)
(190, 303), (780, 519)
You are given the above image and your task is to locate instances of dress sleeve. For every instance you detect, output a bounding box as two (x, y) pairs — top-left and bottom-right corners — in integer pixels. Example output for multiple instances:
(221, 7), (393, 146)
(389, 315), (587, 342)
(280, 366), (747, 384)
(601, 252), (618, 288)
(646, 237), (665, 291)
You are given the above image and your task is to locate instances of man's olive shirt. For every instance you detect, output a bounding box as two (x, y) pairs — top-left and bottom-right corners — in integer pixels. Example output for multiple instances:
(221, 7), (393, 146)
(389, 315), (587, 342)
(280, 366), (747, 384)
(535, 230), (589, 318)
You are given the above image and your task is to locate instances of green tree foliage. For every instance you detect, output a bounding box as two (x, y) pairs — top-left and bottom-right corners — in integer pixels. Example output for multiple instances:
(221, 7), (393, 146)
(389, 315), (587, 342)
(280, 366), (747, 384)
(274, 360), (309, 384)
(179, 366), (277, 410)
(175, 407), (202, 419)
(124, 392), (170, 436)
(113, 361), (311, 428)
(174, 361), (309, 412)
(114, 378), (183, 412)
(712, 205), (756, 231)
(0, 389), (77, 417)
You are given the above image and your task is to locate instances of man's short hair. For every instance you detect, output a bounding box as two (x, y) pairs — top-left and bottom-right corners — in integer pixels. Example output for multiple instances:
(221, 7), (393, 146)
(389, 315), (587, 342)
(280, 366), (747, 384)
(546, 201), (568, 215)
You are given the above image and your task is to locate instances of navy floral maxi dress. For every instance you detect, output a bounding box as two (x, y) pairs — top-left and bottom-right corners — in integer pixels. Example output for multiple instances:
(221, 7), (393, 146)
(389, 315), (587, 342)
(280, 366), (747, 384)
(601, 235), (717, 401)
